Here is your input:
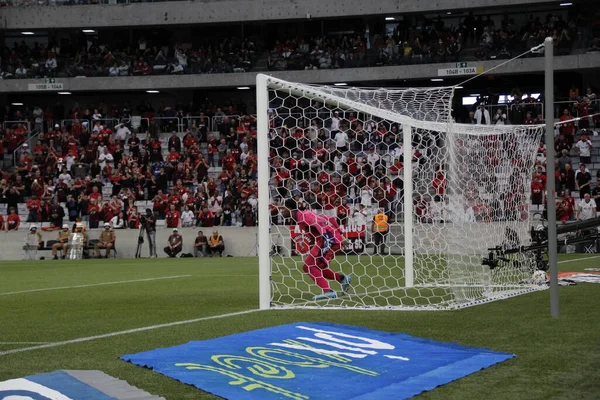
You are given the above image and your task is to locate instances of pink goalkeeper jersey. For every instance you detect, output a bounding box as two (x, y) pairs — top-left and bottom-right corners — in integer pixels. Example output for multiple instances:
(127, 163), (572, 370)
(296, 210), (343, 243)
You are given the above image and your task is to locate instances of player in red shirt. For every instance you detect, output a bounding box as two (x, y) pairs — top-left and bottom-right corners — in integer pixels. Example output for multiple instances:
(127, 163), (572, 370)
(0, 213), (4, 231)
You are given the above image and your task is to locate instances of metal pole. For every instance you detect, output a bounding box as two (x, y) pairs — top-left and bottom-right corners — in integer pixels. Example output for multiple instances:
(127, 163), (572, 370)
(403, 124), (414, 287)
(256, 74), (272, 310)
(544, 37), (559, 318)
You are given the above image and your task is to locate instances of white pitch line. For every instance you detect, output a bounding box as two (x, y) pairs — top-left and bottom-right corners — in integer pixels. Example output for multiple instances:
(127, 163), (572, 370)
(0, 342), (51, 345)
(0, 275), (192, 296)
(557, 255), (600, 264)
(0, 309), (261, 357)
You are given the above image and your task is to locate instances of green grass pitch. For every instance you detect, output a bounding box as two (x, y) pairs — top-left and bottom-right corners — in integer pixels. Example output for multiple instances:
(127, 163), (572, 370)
(1, 254), (599, 399)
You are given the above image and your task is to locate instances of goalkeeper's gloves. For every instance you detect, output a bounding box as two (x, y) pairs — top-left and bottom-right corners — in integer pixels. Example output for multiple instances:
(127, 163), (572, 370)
(322, 232), (337, 251)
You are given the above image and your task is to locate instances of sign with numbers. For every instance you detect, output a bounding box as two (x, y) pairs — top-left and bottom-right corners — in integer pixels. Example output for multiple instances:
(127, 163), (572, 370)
(437, 65), (483, 77)
(28, 81), (64, 91)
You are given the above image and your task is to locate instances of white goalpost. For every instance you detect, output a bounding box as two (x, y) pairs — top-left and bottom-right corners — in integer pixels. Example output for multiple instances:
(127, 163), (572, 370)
(257, 73), (548, 310)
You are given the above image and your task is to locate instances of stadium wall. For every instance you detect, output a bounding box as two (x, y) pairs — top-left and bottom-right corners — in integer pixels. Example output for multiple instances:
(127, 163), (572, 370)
(0, 0), (560, 30)
(0, 226), (267, 260)
(1, 53), (599, 94)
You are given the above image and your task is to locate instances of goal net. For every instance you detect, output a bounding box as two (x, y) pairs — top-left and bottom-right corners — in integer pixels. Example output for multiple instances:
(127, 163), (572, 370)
(256, 74), (547, 310)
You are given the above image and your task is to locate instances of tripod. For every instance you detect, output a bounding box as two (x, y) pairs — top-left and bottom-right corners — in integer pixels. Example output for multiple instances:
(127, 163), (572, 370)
(135, 225), (145, 258)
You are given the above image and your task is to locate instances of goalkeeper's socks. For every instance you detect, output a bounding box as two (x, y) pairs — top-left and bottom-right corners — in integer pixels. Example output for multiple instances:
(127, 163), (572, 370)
(340, 275), (352, 292)
(313, 291), (337, 300)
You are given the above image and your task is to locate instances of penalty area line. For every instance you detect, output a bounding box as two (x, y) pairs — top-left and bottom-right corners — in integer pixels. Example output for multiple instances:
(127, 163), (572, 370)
(0, 309), (261, 357)
(0, 275), (193, 296)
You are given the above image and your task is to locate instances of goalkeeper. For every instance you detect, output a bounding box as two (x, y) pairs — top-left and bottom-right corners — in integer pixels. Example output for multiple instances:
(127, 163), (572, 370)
(281, 199), (352, 300)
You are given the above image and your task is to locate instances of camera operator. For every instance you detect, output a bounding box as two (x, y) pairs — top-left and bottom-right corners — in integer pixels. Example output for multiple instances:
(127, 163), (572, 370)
(140, 208), (157, 258)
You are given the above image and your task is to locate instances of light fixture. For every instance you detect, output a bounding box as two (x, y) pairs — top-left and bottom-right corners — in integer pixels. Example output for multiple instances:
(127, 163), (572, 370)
(82, 29), (96, 33)
(559, 2), (573, 6)
(469, 93), (481, 97)
(385, 17), (395, 21)
(11, 102), (24, 106)
(146, 90), (160, 93)
(58, 92), (72, 95)
(236, 86), (251, 90)
(21, 32), (34, 35)
(447, 11), (452, 15)
(455, 86), (464, 89)
(334, 83), (348, 86)
(431, 78), (444, 82)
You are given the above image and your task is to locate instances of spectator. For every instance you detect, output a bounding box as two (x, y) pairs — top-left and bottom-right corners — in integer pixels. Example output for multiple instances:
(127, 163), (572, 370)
(65, 194), (79, 222)
(45, 53), (58, 76)
(575, 164), (592, 198)
(591, 183), (600, 205)
(6, 208), (21, 231)
(164, 228), (183, 258)
(181, 205), (195, 227)
(208, 230), (225, 257)
(557, 149), (572, 170)
(194, 230), (208, 257)
(114, 123), (131, 142)
(165, 204), (181, 228)
(168, 131), (182, 153)
(197, 207), (215, 227)
(559, 109), (576, 144)
(474, 104), (491, 125)
(574, 133), (593, 165)
(334, 129), (349, 152)
(576, 193), (597, 221)
(240, 204), (256, 226)
(141, 208), (157, 258)
(493, 108), (507, 125)
(95, 222), (116, 258)
(110, 211), (126, 229)
(52, 224), (70, 260)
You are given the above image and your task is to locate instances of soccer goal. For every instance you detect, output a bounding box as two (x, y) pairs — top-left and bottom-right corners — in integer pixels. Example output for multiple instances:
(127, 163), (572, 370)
(256, 74), (547, 310)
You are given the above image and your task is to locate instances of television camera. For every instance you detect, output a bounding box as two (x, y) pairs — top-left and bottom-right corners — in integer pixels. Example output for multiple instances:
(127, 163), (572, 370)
(482, 216), (600, 272)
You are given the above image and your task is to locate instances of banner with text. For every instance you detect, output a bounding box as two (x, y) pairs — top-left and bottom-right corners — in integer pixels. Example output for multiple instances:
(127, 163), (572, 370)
(122, 322), (515, 400)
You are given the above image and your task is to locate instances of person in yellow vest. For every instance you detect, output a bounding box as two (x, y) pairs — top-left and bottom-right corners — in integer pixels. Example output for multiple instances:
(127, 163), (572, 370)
(372, 208), (389, 255)
(52, 224), (71, 260)
(208, 230), (225, 257)
(95, 222), (116, 259)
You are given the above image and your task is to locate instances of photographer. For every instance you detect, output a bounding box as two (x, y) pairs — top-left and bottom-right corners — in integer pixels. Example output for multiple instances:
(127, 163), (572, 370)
(140, 208), (157, 258)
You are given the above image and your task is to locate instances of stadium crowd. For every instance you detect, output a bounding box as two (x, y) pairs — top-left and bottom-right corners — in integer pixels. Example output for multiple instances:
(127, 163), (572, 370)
(268, 12), (597, 71)
(1, 81), (599, 234)
(2, 9), (599, 79)
(0, 36), (258, 79)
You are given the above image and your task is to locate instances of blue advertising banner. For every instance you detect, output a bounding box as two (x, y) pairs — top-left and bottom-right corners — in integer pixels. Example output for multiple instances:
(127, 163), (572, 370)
(121, 322), (514, 400)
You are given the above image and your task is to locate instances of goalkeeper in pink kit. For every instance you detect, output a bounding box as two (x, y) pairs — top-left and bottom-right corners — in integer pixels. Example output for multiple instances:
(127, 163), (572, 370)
(282, 199), (352, 300)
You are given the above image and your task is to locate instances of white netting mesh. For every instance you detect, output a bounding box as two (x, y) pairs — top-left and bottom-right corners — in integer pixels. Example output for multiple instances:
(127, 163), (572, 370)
(263, 77), (547, 310)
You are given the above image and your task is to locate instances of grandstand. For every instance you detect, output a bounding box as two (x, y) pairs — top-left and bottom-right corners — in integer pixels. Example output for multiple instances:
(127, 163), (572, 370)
(0, 1), (598, 245)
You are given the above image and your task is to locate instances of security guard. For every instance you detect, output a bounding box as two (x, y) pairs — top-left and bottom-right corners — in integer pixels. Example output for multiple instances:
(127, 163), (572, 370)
(95, 222), (116, 259)
(52, 224), (70, 260)
(372, 208), (389, 255)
